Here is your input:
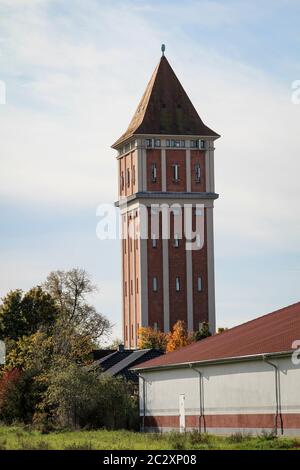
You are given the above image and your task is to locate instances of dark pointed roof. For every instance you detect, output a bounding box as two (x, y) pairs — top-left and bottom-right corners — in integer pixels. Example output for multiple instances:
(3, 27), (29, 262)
(112, 55), (219, 148)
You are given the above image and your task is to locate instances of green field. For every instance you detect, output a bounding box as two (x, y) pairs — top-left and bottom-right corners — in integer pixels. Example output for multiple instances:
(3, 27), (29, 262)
(0, 426), (299, 450)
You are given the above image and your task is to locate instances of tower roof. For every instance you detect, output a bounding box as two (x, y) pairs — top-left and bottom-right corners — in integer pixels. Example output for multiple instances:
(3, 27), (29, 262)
(112, 55), (219, 148)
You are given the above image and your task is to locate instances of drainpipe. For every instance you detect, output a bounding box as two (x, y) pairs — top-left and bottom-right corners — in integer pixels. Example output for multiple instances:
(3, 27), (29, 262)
(189, 364), (205, 433)
(139, 374), (146, 432)
(263, 356), (283, 435)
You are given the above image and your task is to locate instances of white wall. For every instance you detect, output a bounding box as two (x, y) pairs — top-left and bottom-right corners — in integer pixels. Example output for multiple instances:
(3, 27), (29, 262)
(139, 356), (300, 435)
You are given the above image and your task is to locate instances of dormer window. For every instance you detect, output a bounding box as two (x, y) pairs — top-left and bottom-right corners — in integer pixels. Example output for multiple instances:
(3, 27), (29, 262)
(173, 164), (179, 182)
(195, 164), (201, 183)
(151, 163), (157, 182)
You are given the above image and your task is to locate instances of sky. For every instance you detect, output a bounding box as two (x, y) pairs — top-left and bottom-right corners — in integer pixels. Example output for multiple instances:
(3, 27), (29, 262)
(0, 0), (300, 341)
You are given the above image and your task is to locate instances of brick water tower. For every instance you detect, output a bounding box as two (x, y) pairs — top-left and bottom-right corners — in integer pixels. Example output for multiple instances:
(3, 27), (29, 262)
(112, 47), (220, 349)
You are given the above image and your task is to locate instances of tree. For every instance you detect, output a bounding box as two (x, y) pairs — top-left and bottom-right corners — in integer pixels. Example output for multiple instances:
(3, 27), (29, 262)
(192, 322), (211, 342)
(217, 327), (228, 334)
(138, 327), (168, 351)
(43, 269), (111, 346)
(0, 287), (58, 341)
(166, 320), (191, 352)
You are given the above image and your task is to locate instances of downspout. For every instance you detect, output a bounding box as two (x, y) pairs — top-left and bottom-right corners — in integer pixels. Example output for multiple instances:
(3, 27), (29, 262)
(189, 364), (205, 433)
(139, 374), (146, 432)
(263, 356), (283, 435)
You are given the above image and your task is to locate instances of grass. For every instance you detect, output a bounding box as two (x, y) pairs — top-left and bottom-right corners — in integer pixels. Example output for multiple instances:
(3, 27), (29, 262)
(0, 425), (299, 450)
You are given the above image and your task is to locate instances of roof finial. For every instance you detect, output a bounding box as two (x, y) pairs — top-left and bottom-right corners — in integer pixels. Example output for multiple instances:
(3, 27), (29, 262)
(161, 44), (166, 56)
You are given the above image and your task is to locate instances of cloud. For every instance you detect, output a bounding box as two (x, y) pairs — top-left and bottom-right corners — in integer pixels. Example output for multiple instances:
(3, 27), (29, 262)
(0, 0), (300, 335)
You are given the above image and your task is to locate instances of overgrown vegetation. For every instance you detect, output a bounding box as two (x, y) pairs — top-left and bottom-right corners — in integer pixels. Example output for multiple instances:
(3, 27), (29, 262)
(0, 426), (299, 450)
(0, 269), (138, 431)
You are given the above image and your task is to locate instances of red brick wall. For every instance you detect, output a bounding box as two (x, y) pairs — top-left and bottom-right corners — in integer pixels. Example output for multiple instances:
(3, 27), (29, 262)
(146, 149), (162, 191)
(168, 211), (187, 327)
(192, 209), (209, 329)
(147, 210), (164, 330)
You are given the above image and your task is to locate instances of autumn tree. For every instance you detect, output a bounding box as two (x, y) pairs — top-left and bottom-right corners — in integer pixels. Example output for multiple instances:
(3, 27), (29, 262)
(138, 327), (168, 351)
(166, 320), (191, 352)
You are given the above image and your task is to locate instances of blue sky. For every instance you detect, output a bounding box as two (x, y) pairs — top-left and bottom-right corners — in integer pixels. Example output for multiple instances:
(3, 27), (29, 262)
(0, 0), (300, 341)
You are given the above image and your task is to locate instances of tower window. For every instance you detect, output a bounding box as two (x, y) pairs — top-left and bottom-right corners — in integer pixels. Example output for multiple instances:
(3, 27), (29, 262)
(173, 234), (180, 248)
(124, 143), (130, 153)
(190, 140), (199, 148)
(175, 276), (180, 292)
(153, 322), (158, 331)
(125, 326), (128, 341)
(152, 277), (158, 292)
(152, 237), (157, 248)
(173, 164), (180, 182)
(154, 139), (161, 147)
(195, 164), (201, 182)
(130, 279), (133, 295)
(151, 163), (157, 182)
(121, 171), (125, 191)
(199, 140), (206, 149)
(125, 281), (127, 296)
(197, 276), (203, 292)
(166, 139), (170, 147)
(146, 139), (153, 148)
(127, 168), (130, 187)
(132, 165), (136, 185)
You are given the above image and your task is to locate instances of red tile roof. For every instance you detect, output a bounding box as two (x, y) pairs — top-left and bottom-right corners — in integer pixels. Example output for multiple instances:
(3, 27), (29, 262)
(112, 55), (219, 148)
(134, 302), (300, 370)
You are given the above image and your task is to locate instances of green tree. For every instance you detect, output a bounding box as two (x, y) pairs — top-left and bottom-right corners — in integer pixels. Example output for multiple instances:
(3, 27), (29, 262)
(192, 322), (212, 341)
(0, 287), (58, 341)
